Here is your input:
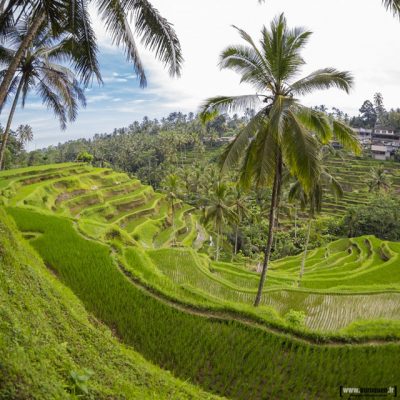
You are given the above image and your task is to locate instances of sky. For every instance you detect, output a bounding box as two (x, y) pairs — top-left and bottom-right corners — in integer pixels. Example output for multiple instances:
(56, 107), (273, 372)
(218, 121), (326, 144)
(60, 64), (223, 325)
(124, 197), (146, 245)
(2, 0), (400, 150)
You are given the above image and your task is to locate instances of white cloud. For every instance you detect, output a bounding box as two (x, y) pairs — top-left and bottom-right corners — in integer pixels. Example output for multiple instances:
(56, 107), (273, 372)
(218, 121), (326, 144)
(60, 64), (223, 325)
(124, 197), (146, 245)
(102, 76), (128, 83)
(86, 93), (112, 103)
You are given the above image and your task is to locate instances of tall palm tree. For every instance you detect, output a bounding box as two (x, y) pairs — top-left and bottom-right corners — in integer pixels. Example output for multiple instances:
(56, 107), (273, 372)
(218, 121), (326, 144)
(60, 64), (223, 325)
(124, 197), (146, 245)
(163, 173), (181, 245)
(0, 0), (183, 109)
(204, 182), (236, 261)
(200, 14), (360, 306)
(0, 22), (86, 169)
(16, 124), (33, 147)
(231, 185), (250, 256)
(289, 167), (343, 285)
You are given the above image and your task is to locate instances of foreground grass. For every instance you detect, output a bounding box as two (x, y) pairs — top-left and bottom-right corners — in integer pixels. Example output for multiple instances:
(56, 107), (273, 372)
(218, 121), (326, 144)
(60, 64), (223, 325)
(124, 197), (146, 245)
(0, 208), (221, 400)
(7, 207), (400, 400)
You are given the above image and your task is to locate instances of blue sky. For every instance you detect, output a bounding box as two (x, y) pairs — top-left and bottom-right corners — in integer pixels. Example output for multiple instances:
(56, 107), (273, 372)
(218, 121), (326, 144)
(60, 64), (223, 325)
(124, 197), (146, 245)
(2, 0), (400, 150)
(2, 49), (182, 150)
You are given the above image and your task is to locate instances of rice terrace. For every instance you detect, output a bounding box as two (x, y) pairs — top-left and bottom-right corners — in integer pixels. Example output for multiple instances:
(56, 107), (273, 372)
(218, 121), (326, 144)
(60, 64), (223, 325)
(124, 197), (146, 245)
(1, 1), (400, 399)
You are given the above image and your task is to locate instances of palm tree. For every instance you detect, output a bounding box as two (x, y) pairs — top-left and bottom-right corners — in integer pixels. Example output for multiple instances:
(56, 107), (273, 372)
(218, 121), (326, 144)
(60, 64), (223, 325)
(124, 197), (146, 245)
(231, 185), (250, 256)
(200, 14), (360, 306)
(0, 22), (86, 169)
(16, 124), (33, 147)
(163, 173), (181, 245)
(0, 0), (182, 109)
(368, 165), (391, 192)
(204, 182), (236, 261)
(289, 167), (343, 285)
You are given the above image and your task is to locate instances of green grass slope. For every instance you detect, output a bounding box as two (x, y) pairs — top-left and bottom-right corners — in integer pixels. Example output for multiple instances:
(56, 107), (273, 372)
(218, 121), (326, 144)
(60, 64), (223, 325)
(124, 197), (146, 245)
(0, 208), (221, 400)
(4, 207), (400, 400)
(2, 163), (400, 399)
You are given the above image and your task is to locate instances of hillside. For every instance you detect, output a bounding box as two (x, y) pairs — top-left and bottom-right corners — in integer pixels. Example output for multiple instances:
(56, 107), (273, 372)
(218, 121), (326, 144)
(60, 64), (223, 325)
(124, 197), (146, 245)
(1, 163), (400, 400)
(0, 208), (221, 399)
(321, 156), (400, 217)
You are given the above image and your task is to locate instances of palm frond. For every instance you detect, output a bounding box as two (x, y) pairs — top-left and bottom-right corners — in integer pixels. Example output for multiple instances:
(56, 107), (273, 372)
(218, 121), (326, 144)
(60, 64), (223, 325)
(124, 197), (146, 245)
(239, 123), (278, 189)
(0, 0), (26, 37)
(283, 111), (321, 192)
(268, 95), (296, 141)
(288, 180), (308, 210)
(332, 119), (361, 154)
(131, 0), (183, 78)
(382, 0), (400, 16)
(49, 33), (102, 85)
(200, 95), (262, 117)
(261, 14), (311, 82)
(0, 45), (15, 66)
(96, 0), (146, 86)
(37, 80), (67, 129)
(322, 170), (343, 199)
(296, 106), (333, 144)
(72, 0), (101, 85)
(219, 44), (273, 91)
(219, 108), (267, 173)
(291, 68), (353, 96)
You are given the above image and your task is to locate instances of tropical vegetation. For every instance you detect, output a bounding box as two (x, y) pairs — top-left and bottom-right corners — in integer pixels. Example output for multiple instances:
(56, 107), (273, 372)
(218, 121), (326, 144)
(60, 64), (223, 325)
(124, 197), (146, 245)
(200, 14), (360, 305)
(1, 2), (400, 399)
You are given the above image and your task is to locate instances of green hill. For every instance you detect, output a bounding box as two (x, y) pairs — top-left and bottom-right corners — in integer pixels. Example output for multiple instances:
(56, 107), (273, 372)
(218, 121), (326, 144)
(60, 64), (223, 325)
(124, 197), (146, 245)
(1, 163), (400, 400)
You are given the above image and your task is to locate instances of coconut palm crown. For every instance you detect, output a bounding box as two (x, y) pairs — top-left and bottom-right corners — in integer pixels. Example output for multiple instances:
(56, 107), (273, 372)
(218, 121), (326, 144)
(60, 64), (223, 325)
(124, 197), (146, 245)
(200, 14), (361, 306)
(0, 0), (183, 109)
(0, 19), (86, 168)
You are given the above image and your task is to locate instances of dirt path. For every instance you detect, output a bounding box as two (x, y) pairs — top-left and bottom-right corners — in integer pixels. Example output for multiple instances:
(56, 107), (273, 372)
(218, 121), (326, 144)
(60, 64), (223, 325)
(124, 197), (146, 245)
(193, 222), (207, 249)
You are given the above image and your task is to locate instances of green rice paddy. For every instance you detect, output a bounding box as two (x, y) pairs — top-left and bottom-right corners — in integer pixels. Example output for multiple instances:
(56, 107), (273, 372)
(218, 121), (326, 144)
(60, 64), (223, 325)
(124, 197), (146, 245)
(2, 162), (400, 400)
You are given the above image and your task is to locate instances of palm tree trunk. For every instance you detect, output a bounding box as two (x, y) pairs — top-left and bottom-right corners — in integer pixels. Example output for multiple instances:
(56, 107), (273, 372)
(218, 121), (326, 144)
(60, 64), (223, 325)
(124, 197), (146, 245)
(254, 153), (282, 307)
(171, 198), (175, 245)
(234, 225), (239, 255)
(216, 225), (220, 261)
(294, 205), (298, 239)
(0, 10), (45, 110)
(298, 217), (312, 285)
(0, 78), (24, 170)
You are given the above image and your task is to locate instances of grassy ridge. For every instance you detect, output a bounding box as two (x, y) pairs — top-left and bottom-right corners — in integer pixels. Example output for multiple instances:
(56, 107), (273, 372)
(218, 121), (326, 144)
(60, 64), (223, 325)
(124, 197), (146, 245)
(7, 207), (400, 400)
(0, 208), (222, 400)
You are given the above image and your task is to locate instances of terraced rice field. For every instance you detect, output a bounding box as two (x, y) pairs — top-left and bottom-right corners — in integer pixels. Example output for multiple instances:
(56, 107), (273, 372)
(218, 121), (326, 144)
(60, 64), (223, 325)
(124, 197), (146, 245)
(2, 163), (400, 399)
(321, 156), (400, 217)
(146, 239), (400, 331)
(0, 163), (201, 250)
(3, 206), (400, 400)
(1, 163), (400, 334)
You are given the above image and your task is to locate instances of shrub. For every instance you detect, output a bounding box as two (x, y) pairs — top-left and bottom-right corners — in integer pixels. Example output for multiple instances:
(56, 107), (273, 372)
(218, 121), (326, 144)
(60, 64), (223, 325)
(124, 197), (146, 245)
(285, 310), (306, 328)
(342, 196), (400, 241)
(77, 152), (94, 164)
